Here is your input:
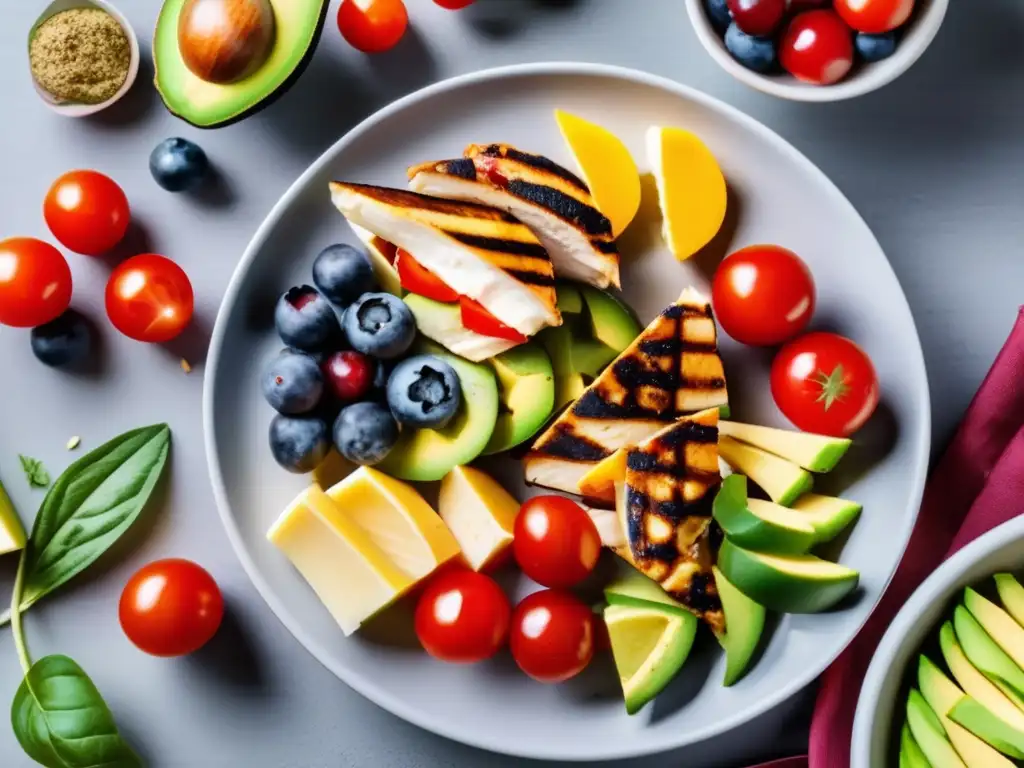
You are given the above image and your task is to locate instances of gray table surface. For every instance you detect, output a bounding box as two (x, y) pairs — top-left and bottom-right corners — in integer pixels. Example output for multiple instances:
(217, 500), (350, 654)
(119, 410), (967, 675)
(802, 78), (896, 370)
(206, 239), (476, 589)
(1, 0), (1021, 765)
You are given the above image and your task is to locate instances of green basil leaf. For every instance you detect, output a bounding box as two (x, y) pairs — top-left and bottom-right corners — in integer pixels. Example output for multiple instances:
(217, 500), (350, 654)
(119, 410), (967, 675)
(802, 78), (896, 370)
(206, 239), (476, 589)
(19, 456), (51, 489)
(11, 654), (140, 768)
(19, 424), (170, 613)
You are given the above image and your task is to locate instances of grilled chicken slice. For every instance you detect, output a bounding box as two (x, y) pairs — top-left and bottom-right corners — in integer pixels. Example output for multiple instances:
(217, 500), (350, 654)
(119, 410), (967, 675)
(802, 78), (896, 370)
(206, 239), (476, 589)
(330, 182), (561, 337)
(524, 286), (729, 495)
(407, 143), (620, 290)
(615, 408), (725, 634)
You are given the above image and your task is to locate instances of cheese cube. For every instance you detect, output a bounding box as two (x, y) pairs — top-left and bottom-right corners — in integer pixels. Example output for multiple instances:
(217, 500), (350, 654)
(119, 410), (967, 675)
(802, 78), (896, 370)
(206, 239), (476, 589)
(438, 466), (518, 572)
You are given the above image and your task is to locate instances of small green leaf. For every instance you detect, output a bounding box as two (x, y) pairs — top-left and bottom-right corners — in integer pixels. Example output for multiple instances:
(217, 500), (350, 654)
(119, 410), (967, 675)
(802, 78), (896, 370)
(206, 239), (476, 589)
(18, 456), (50, 489)
(11, 655), (140, 768)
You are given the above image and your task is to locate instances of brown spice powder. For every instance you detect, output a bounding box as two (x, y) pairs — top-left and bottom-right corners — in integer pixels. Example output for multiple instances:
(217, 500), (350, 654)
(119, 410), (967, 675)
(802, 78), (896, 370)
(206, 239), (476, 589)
(29, 8), (130, 105)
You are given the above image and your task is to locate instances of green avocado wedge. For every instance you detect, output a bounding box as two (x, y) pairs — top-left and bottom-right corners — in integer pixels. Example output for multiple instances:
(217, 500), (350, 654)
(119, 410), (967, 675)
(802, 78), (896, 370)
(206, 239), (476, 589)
(964, 587), (1024, 671)
(712, 474), (816, 554)
(954, 605), (1024, 702)
(483, 343), (555, 455)
(0, 478), (26, 555)
(939, 620), (1024, 733)
(718, 421), (851, 473)
(994, 574), (1024, 628)
(155, 0), (330, 128)
(906, 688), (966, 768)
(790, 493), (862, 545)
(713, 565), (765, 686)
(718, 436), (812, 507)
(949, 697), (1024, 760)
(604, 567), (692, 618)
(717, 539), (859, 613)
(900, 721), (930, 768)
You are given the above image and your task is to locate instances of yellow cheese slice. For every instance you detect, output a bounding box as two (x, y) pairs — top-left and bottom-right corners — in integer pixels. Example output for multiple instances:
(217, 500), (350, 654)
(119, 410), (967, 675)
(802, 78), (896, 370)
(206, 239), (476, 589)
(438, 466), (518, 571)
(326, 467), (461, 581)
(267, 485), (414, 636)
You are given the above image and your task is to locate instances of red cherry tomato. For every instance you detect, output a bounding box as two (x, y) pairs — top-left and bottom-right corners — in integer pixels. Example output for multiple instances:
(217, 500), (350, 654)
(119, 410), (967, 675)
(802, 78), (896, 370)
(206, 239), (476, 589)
(337, 0), (408, 53)
(396, 250), (460, 303)
(780, 10), (855, 85)
(119, 559), (224, 657)
(711, 244), (816, 347)
(44, 170), (130, 256)
(0, 238), (72, 328)
(771, 332), (879, 437)
(322, 350), (374, 402)
(414, 569), (511, 663)
(460, 297), (528, 343)
(726, 0), (786, 36)
(513, 496), (601, 589)
(834, 0), (914, 34)
(510, 590), (595, 683)
(106, 254), (194, 343)
(433, 0), (476, 7)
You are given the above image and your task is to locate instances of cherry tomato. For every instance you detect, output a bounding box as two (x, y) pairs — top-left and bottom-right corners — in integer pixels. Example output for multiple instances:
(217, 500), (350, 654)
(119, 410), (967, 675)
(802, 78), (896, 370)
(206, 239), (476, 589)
(834, 0), (913, 34)
(337, 0), (408, 54)
(711, 244), (816, 347)
(433, 0), (476, 7)
(460, 297), (528, 343)
(106, 254), (194, 343)
(780, 10), (855, 85)
(119, 558), (224, 657)
(396, 250), (460, 303)
(510, 590), (595, 683)
(513, 496), (601, 589)
(726, 0), (786, 36)
(322, 350), (374, 402)
(771, 332), (879, 437)
(0, 238), (72, 328)
(44, 170), (130, 256)
(415, 568), (511, 663)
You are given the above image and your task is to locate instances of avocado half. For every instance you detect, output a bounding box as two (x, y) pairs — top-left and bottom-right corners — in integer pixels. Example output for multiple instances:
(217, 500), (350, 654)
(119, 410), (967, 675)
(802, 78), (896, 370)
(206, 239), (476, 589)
(154, 0), (330, 129)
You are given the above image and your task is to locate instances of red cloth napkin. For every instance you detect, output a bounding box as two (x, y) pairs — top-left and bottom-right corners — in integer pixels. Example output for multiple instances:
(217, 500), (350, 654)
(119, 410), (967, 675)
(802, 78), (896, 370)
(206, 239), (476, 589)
(752, 307), (1024, 767)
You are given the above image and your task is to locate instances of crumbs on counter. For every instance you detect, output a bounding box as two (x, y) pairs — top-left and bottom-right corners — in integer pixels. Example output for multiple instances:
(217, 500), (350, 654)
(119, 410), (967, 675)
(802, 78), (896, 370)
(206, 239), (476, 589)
(66, 436), (81, 451)
(181, 358), (193, 374)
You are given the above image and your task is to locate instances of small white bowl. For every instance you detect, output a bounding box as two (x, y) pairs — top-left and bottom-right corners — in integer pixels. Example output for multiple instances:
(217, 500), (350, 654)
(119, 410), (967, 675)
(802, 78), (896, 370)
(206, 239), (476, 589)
(28, 0), (140, 117)
(685, 0), (948, 102)
(851, 516), (1024, 766)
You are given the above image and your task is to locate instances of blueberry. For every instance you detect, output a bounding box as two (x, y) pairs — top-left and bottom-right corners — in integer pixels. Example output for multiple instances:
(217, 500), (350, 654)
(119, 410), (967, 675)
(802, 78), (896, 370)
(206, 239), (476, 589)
(343, 293), (416, 360)
(386, 355), (462, 429)
(312, 244), (376, 307)
(725, 22), (777, 73)
(705, 0), (732, 33)
(30, 309), (92, 368)
(150, 138), (209, 192)
(262, 351), (324, 415)
(333, 402), (400, 466)
(275, 285), (341, 352)
(855, 32), (898, 63)
(269, 415), (330, 474)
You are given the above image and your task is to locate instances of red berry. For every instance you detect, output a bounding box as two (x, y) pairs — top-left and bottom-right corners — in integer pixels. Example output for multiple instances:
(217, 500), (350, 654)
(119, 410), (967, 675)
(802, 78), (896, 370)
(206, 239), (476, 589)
(780, 10), (855, 85)
(834, 0), (914, 34)
(433, 0), (476, 7)
(322, 350), (374, 402)
(727, 0), (786, 36)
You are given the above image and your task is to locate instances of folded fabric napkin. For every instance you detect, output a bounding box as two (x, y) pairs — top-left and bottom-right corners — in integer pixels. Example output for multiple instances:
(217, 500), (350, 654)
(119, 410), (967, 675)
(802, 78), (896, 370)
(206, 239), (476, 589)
(750, 307), (1024, 767)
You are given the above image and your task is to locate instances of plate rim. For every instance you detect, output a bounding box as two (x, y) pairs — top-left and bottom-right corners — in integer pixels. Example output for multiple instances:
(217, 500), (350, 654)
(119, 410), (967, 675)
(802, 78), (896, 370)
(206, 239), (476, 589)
(203, 61), (932, 761)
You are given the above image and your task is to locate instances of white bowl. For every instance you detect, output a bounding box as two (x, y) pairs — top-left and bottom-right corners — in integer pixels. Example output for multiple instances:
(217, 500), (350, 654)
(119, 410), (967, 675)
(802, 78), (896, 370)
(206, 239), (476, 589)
(28, 0), (140, 117)
(685, 0), (948, 102)
(852, 516), (1024, 766)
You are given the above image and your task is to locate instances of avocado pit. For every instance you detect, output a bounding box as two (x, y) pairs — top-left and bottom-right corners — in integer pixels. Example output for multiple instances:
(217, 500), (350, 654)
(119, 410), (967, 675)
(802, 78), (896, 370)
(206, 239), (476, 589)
(177, 0), (276, 85)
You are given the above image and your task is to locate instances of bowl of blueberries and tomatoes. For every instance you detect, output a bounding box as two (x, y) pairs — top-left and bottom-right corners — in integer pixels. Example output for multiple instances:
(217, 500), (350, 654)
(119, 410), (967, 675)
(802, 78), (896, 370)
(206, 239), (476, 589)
(685, 0), (948, 101)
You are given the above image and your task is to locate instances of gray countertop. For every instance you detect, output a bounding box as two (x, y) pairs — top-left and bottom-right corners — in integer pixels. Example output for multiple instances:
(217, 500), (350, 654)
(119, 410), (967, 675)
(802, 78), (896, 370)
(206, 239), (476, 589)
(1, 1), (1021, 765)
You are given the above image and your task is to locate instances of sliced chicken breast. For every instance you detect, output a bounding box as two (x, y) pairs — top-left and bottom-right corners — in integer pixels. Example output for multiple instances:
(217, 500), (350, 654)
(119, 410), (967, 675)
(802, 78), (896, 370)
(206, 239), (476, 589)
(408, 143), (620, 290)
(330, 182), (560, 337)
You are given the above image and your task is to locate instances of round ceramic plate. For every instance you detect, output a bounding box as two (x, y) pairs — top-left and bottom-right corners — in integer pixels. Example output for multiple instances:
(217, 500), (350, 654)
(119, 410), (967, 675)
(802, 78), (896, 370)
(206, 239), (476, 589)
(204, 63), (930, 761)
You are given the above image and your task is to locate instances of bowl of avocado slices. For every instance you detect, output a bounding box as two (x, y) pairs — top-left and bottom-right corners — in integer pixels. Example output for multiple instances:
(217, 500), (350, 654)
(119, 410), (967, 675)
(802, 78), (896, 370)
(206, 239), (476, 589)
(853, 515), (1024, 767)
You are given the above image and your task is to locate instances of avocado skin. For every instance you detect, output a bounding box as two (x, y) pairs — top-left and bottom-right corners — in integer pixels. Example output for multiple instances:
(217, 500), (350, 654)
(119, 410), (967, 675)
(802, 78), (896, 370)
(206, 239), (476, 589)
(154, 0), (330, 129)
(713, 565), (765, 686)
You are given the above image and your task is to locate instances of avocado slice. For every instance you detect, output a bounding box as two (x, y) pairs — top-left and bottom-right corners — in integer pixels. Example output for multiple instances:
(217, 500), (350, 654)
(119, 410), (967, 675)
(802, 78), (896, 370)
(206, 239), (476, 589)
(919, 654), (1016, 765)
(580, 286), (641, 353)
(713, 565), (765, 686)
(965, 588), (1024, 671)
(949, 697), (1024, 760)
(376, 340), (498, 482)
(483, 343), (555, 455)
(605, 566), (692, 617)
(0, 478), (26, 555)
(155, 0), (330, 128)
(900, 721), (931, 768)
(907, 688), (967, 767)
(717, 538), (859, 613)
(954, 605), (1024, 701)
(556, 283), (584, 315)
(718, 436), (813, 507)
(719, 421), (851, 473)
(790, 493), (863, 545)
(994, 574), (1024, 629)
(712, 474), (817, 554)
(538, 326), (587, 411)
(939, 620), (1024, 732)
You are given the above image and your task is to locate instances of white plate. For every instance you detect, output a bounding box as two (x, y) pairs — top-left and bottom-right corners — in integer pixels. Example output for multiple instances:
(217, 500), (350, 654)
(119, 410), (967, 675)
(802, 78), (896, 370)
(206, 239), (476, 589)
(204, 63), (930, 761)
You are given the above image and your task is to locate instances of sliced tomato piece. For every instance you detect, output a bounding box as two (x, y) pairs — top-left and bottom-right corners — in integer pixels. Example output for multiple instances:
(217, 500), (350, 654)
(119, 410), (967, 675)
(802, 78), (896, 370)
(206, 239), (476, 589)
(396, 249), (460, 303)
(460, 297), (528, 343)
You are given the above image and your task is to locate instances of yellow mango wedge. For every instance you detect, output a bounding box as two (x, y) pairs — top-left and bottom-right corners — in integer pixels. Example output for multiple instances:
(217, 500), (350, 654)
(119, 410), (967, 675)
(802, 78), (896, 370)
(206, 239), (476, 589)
(555, 109), (642, 238)
(646, 126), (727, 260)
